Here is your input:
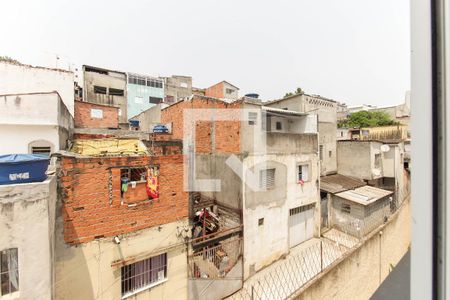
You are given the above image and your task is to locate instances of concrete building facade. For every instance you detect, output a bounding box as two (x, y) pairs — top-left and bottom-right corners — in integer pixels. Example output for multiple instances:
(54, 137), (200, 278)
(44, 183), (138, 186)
(0, 176), (57, 299)
(0, 61), (75, 116)
(127, 73), (164, 119)
(266, 93), (338, 176)
(160, 96), (320, 298)
(162, 75), (192, 104)
(82, 65), (128, 126)
(0, 92), (73, 155)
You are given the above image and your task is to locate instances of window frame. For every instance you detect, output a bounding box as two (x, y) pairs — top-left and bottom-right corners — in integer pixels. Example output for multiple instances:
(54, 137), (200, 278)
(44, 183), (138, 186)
(275, 121), (282, 131)
(297, 163), (310, 182)
(121, 253), (167, 299)
(259, 168), (275, 190)
(1, 248), (19, 296)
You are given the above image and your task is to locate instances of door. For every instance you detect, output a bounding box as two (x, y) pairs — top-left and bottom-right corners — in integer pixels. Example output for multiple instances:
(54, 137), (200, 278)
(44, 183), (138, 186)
(289, 204), (315, 248)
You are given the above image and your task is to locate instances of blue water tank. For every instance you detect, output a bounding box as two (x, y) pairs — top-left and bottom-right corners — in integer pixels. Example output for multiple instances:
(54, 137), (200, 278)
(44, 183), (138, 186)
(0, 154), (50, 185)
(245, 93), (259, 99)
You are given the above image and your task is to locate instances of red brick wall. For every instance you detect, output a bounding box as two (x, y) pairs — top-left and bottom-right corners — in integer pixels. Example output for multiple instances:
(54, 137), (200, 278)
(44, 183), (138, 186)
(74, 100), (119, 129)
(59, 154), (188, 244)
(205, 82), (224, 98)
(161, 96), (241, 154)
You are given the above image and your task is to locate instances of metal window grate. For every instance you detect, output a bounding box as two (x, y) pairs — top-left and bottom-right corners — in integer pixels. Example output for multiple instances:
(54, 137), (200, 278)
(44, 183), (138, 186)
(259, 168), (275, 189)
(290, 204), (315, 216)
(1, 248), (19, 296)
(31, 146), (51, 156)
(121, 253), (167, 297)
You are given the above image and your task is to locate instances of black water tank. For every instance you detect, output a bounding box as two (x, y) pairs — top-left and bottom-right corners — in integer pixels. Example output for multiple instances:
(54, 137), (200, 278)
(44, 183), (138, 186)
(245, 93), (259, 99)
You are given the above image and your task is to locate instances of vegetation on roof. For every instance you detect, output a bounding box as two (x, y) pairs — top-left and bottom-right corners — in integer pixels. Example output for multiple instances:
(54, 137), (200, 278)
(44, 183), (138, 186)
(284, 87), (304, 98)
(0, 56), (21, 65)
(338, 110), (399, 128)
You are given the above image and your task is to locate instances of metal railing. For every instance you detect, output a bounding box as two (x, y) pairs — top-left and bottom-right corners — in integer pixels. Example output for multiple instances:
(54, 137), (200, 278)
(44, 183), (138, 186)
(189, 237), (242, 279)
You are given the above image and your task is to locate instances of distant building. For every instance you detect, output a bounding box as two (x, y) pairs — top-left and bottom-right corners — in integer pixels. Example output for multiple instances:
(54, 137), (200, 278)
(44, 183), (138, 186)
(0, 92), (73, 155)
(82, 65), (128, 126)
(74, 100), (120, 129)
(161, 75), (192, 104)
(204, 81), (239, 101)
(127, 73), (164, 118)
(266, 93), (338, 176)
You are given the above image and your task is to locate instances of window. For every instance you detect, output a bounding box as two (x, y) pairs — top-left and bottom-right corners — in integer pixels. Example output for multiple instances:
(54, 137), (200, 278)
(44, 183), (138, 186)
(248, 112), (257, 125)
(259, 168), (275, 189)
(109, 88), (124, 96)
(121, 253), (167, 298)
(374, 153), (381, 169)
(329, 150), (332, 158)
(93, 85), (107, 94)
(31, 146), (51, 156)
(275, 121), (282, 130)
(1, 248), (19, 296)
(226, 88), (234, 94)
(149, 97), (163, 104)
(90, 108), (103, 119)
(319, 145), (324, 161)
(340, 131), (343, 137)
(298, 164), (309, 182)
(258, 218), (264, 226)
(341, 203), (351, 214)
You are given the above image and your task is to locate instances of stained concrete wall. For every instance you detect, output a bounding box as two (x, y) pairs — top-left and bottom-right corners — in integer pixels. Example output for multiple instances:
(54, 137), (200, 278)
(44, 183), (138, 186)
(0, 93), (73, 154)
(337, 141), (383, 181)
(266, 94), (337, 176)
(295, 198), (411, 300)
(194, 153), (243, 210)
(0, 176), (56, 300)
(0, 62), (75, 115)
(55, 218), (189, 300)
(242, 153), (320, 279)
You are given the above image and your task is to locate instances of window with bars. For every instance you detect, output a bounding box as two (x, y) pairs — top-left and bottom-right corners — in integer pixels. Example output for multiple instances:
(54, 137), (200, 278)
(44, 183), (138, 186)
(109, 88), (124, 96)
(1, 248), (19, 296)
(275, 121), (282, 130)
(93, 85), (107, 94)
(259, 168), (275, 190)
(121, 253), (167, 298)
(341, 203), (351, 214)
(31, 146), (51, 156)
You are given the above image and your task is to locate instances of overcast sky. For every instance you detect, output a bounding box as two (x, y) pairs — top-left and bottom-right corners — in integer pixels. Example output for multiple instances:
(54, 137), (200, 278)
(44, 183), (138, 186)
(1, 0), (410, 106)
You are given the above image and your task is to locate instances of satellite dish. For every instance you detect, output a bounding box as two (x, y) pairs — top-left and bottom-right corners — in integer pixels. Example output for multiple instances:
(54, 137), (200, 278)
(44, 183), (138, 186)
(380, 144), (390, 153)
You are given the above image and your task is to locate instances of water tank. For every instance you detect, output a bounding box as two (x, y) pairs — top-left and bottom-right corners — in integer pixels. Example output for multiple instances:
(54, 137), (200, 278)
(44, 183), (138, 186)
(245, 93), (259, 99)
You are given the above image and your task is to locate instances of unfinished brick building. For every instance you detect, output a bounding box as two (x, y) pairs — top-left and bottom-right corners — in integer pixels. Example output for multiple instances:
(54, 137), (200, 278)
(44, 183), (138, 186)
(55, 138), (190, 300)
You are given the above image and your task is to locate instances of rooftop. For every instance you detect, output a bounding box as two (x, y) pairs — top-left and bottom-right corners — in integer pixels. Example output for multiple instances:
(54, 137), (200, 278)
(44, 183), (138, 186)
(69, 138), (148, 157)
(335, 185), (393, 205)
(320, 174), (366, 194)
(262, 106), (308, 117)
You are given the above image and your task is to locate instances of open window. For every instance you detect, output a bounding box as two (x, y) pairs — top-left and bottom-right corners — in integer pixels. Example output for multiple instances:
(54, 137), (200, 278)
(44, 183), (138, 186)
(120, 167), (150, 203)
(1, 248), (19, 296)
(297, 164), (310, 183)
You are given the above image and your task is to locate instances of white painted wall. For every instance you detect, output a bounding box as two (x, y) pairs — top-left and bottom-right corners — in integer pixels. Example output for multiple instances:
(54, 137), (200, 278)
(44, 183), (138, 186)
(55, 219), (189, 300)
(0, 93), (73, 154)
(0, 62), (75, 116)
(242, 153), (320, 279)
(0, 176), (56, 300)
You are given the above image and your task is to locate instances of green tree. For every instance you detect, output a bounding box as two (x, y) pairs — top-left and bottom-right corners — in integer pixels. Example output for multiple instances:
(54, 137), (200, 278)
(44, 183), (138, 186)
(284, 87), (304, 98)
(339, 110), (399, 128)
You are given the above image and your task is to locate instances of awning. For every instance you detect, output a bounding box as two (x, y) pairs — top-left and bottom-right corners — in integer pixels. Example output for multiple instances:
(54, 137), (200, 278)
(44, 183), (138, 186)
(335, 185), (393, 205)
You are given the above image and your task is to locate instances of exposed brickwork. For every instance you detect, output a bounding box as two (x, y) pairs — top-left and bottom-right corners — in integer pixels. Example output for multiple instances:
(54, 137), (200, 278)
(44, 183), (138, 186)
(74, 100), (119, 129)
(59, 154), (188, 244)
(161, 96), (242, 154)
(73, 133), (115, 140)
(205, 82), (224, 98)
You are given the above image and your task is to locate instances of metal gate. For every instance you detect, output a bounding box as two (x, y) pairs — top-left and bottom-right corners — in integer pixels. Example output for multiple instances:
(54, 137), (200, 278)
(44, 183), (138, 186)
(289, 204), (315, 248)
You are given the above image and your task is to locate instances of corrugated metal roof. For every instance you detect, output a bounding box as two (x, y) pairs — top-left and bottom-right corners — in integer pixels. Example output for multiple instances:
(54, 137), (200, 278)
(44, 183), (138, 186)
(335, 185), (393, 206)
(320, 174), (366, 194)
(70, 139), (148, 157)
